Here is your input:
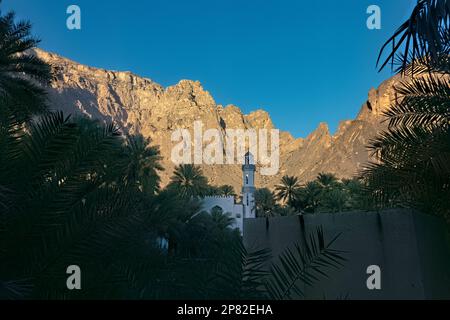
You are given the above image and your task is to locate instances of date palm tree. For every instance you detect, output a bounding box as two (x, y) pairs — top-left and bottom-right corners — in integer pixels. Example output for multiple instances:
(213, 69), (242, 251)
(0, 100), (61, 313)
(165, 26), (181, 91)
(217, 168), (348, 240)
(295, 181), (323, 213)
(0, 3), (347, 300)
(255, 188), (276, 217)
(210, 207), (235, 231)
(320, 189), (348, 213)
(0, 112), (158, 298)
(0, 3), (52, 122)
(124, 134), (163, 196)
(274, 175), (301, 207)
(363, 0), (450, 222)
(377, 0), (450, 75)
(167, 164), (209, 198)
(316, 173), (338, 190)
(0, 112), (226, 299)
(218, 185), (236, 197)
(362, 74), (450, 219)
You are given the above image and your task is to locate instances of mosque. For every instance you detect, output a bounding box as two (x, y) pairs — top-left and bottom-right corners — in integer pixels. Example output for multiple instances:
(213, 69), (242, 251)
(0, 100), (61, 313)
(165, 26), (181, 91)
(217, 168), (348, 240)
(200, 152), (256, 234)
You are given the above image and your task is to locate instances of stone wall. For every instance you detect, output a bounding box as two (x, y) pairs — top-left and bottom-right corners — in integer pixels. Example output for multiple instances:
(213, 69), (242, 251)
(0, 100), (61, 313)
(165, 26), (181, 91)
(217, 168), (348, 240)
(243, 209), (450, 299)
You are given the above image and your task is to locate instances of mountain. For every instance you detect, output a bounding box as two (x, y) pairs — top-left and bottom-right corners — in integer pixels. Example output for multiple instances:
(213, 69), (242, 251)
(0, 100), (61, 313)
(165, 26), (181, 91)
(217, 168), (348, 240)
(34, 48), (402, 191)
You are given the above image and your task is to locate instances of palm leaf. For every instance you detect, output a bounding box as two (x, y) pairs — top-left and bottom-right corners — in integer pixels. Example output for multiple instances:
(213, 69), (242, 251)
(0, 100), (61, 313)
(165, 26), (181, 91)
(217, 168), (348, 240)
(377, 0), (450, 74)
(265, 227), (345, 300)
(385, 74), (450, 129)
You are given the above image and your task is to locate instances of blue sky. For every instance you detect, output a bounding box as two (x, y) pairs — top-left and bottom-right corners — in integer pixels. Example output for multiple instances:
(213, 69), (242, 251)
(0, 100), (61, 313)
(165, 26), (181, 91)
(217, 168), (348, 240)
(4, 0), (416, 137)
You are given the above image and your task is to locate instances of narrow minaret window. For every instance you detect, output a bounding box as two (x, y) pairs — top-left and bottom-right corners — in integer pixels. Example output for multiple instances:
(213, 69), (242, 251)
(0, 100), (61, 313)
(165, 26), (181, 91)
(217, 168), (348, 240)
(245, 174), (249, 185)
(247, 195), (249, 206)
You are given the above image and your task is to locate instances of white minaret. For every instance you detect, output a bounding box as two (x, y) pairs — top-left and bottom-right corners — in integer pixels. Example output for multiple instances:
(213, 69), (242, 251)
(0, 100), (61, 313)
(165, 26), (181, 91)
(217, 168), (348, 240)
(242, 152), (256, 218)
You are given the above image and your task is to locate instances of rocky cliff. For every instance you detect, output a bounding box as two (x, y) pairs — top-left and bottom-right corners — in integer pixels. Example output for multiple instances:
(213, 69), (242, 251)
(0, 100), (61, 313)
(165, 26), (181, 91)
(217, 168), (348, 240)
(34, 49), (402, 191)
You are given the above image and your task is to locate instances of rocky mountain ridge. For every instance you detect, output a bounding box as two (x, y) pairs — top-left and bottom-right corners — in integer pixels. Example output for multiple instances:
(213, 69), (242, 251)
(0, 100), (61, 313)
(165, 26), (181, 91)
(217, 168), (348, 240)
(34, 48), (402, 191)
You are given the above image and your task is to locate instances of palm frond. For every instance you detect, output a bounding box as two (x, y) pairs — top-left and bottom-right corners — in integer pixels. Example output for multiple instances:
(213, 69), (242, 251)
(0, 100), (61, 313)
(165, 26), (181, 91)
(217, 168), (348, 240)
(0, 5), (52, 120)
(265, 228), (345, 300)
(377, 0), (450, 74)
(209, 239), (271, 299)
(385, 75), (450, 129)
(0, 279), (33, 300)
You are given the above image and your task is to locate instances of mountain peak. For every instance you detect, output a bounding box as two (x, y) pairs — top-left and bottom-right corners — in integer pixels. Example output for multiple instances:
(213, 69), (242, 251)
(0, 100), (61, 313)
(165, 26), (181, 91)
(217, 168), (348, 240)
(245, 109), (274, 129)
(165, 80), (215, 108)
(316, 122), (330, 134)
(172, 79), (203, 89)
(34, 48), (396, 189)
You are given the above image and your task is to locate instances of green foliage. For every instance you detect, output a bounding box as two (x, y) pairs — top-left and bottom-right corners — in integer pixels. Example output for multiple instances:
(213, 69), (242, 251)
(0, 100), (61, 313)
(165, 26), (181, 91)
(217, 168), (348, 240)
(264, 174), (373, 216)
(295, 181), (323, 213)
(265, 228), (346, 300)
(320, 188), (348, 213)
(167, 164), (209, 199)
(0, 4), (52, 123)
(0, 3), (346, 300)
(316, 173), (339, 189)
(274, 175), (301, 207)
(255, 188), (277, 217)
(0, 111), (253, 299)
(364, 1), (450, 223)
(205, 184), (236, 197)
(0, 112), (165, 299)
(209, 227), (346, 300)
(3, 106), (338, 300)
(377, 0), (450, 74)
(124, 135), (163, 195)
(210, 207), (235, 230)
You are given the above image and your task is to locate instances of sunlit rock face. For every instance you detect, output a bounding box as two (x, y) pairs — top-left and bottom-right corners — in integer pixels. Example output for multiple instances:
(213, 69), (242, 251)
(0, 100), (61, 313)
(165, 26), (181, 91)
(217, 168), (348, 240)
(34, 48), (403, 190)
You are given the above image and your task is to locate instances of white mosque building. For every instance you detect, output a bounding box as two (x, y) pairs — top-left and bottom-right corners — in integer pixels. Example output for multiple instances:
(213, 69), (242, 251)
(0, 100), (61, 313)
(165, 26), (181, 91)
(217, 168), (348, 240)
(200, 152), (256, 234)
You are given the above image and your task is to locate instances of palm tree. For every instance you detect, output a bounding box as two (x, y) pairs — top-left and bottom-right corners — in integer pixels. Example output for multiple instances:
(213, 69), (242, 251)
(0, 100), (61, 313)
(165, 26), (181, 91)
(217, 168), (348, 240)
(0, 112), (230, 299)
(0, 112), (164, 298)
(342, 178), (373, 211)
(124, 134), (163, 196)
(218, 185), (236, 197)
(255, 188), (276, 217)
(0, 4), (347, 300)
(210, 207), (235, 231)
(320, 189), (348, 213)
(205, 184), (236, 197)
(363, 0), (450, 222)
(362, 78), (450, 218)
(295, 181), (323, 213)
(0, 4), (52, 123)
(316, 173), (338, 189)
(377, 0), (450, 75)
(167, 164), (209, 198)
(274, 175), (301, 207)
(273, 205), (296, 217)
